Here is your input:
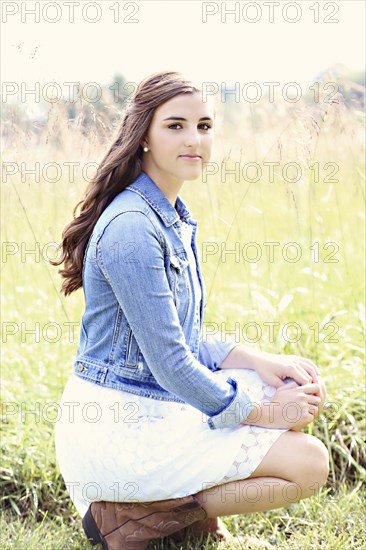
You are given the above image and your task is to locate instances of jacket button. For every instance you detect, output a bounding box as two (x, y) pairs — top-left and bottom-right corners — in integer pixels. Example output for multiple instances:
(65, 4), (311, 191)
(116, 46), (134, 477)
(77, 364), (85, 372)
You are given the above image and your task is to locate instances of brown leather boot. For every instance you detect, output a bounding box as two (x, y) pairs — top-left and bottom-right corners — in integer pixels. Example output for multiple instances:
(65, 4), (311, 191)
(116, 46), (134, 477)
(82, 494), (207, 549)
(170, 516), (234, 543)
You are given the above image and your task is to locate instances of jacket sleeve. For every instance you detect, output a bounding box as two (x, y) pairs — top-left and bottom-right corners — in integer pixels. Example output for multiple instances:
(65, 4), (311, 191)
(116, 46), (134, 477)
(96, 211), (254, 430)
(198, 331), (241, 373)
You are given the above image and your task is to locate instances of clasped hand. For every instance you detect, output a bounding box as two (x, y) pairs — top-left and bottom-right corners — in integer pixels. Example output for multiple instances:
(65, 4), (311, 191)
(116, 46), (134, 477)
(248, 352), (327, 430)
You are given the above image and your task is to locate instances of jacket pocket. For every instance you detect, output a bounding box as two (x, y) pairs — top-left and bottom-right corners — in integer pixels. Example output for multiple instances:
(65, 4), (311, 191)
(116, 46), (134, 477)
(125, 328), (139, 367)
(78, 319), (88, 355)
(125, 328), (154, 377)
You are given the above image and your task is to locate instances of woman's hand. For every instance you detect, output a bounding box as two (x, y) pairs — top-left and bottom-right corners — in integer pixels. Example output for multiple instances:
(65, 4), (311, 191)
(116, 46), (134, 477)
(272, 381), (323, 430)
(222, 346), (326, 429)
(253, 352), (320, 387)
(243, 381), (323, 430)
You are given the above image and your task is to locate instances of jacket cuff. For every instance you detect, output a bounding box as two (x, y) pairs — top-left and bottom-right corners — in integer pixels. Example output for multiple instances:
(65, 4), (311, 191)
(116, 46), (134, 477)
(207, 377), (255, 430)
(198, 333), (241, 373)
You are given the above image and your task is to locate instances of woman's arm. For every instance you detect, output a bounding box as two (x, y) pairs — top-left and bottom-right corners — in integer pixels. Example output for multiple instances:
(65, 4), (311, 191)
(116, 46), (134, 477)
(97, 211), (255, 430)
(219, 343), (264, 371)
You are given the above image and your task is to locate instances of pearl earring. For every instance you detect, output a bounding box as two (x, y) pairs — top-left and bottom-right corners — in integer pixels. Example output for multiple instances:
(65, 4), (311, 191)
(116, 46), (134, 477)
(143, 146), (149, 152)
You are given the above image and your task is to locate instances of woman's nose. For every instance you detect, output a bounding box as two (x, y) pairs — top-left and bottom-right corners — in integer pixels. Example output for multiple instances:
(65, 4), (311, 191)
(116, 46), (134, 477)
(184, 129), (200, 147)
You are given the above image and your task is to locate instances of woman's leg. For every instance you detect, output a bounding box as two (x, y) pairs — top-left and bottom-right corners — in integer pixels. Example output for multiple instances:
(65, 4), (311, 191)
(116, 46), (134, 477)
(194, 431), (329, 518)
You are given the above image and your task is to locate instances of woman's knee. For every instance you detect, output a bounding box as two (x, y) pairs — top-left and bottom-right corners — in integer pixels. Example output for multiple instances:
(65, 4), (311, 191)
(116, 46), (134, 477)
(249, 431), (329, 491)
(296, 434), (329, 491)
(279, 433), (330, 500)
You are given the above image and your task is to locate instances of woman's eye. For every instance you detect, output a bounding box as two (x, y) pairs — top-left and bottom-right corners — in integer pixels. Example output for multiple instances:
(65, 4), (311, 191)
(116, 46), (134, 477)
(168, 123), (212, 130)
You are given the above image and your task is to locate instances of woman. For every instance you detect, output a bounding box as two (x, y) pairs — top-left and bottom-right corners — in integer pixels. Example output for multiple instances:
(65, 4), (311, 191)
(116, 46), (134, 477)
(53, 70), (329, 550)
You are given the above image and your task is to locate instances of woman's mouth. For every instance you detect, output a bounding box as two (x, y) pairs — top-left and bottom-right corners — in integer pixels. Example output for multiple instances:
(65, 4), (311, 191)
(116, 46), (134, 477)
(179, 155), (201, 160)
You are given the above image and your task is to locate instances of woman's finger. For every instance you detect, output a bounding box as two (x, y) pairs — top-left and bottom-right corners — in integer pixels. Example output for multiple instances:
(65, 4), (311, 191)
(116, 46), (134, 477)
(308, 404), (319, 417)
(307, 395), (322, 405)
(301, 363), (319, 383)
(267, 375), (284, 388)
(291, 365), (313, 385)
(299, 357), (320, 375)
(281, 359), (310, 385)
(299, 383), (321, 395)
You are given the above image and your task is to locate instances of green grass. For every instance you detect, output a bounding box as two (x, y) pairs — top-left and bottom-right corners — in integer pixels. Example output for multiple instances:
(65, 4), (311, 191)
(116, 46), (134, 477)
(1, 93), (365, 548)
(1, 484), (365, 549)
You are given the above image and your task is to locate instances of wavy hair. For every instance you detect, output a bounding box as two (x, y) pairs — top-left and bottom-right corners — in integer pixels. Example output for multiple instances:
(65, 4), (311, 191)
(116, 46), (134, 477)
(51, 70), (201, 296)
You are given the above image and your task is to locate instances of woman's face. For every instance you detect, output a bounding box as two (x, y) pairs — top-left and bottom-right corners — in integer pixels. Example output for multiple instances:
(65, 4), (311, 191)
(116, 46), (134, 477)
(141, 91), (215, 188)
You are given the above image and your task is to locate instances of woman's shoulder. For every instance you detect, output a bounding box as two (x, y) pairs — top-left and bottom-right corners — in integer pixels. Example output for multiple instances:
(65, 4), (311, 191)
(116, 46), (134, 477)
(93, 190), (155, 241)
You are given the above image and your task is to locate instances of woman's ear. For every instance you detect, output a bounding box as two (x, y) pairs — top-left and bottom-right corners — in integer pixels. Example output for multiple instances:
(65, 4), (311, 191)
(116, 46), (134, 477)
(141, 139), (148, 149)
(140, 138), (150, 154)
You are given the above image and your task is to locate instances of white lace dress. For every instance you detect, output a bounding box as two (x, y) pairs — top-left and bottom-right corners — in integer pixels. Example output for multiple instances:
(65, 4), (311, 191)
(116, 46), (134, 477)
(54, 221), (288, 518)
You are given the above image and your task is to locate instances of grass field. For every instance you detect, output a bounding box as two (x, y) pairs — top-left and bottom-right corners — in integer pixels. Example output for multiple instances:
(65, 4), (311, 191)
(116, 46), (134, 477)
(1, 90), (365, 548)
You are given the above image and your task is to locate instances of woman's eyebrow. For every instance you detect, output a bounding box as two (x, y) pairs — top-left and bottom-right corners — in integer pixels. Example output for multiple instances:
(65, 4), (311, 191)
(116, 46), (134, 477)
(162, 116), (213, 122)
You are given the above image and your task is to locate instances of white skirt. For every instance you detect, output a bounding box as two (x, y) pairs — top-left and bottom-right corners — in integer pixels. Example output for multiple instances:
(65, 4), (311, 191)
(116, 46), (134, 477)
(54, 368), (288, 518)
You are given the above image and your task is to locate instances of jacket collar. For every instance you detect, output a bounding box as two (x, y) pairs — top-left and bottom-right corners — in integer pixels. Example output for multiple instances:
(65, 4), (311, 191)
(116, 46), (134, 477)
(127, 170), (192, 227)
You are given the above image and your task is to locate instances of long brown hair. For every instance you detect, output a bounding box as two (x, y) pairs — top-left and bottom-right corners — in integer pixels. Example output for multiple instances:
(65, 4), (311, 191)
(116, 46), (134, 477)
(51, 70), (200, 296)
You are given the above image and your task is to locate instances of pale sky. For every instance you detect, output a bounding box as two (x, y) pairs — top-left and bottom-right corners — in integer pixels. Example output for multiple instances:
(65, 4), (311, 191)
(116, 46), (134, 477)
(1, 0), (365, 99)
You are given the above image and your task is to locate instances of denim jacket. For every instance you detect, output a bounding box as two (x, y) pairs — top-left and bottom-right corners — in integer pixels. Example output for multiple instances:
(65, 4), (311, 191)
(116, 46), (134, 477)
(73, 170), (254, 429)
